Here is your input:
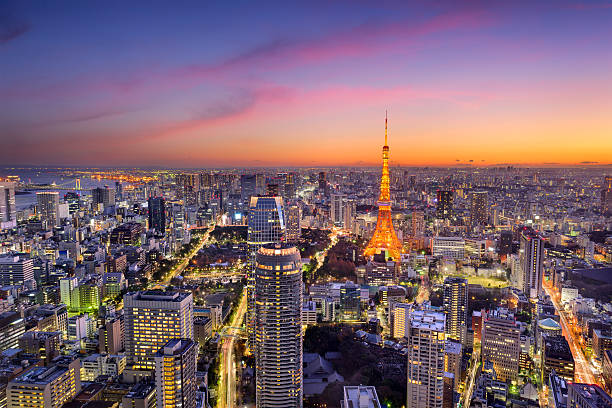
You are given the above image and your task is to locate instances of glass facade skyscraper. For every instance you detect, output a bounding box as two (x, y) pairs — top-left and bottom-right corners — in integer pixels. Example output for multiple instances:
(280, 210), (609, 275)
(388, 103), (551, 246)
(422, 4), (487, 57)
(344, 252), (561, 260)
(254, 244), (303, 408)
(246, 196), (285, 351)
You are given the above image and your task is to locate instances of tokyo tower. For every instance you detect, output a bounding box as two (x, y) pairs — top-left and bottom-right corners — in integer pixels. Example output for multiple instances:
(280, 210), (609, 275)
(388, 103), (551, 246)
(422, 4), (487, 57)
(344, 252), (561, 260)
(364, 112), (403, 260)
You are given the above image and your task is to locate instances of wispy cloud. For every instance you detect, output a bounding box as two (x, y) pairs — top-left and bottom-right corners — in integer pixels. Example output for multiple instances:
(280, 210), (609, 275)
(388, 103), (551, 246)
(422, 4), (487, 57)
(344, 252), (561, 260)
(0, 12), (30, 44)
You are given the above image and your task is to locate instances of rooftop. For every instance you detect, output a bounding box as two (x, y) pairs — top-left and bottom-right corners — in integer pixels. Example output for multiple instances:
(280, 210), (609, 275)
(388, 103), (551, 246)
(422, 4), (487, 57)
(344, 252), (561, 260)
(343, 385), (381, 408)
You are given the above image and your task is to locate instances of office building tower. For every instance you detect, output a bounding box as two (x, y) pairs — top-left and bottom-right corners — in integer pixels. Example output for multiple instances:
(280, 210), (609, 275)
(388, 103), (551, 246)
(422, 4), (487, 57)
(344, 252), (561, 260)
(411, 211), (425, 236)
(519, 228), (543, 298)
(147, 196), (166, 235)
(567, 383), (612, 408)
(64, 191), (80, 215)
(391, 302), (413, 339)
(240, 174), (258, 206)
(433, 237), (465, 260)
(286, 203), (301, 242)
(541, 335), (574, 384)
(436, 190), (453, 220)
(443, 277), (468, 345)
(343, 198), (356, 232)
(284, 172), (296, 199)
(37, 191), (60, 229)
(602, 176), (612, 215)
(0, 311), (26, 350)
(59, 276), (78, 309)
(341, 386), (382, 408)
(498, 230), (513, 256)
(115, 181), (123, 201)
(155, 339), (197, 408)
(35, 304), (68, 337)
(246, 196), (285, 351)
(0, 255), (34, 286)
(331, 193), (345, 226)
(339, 282), (361, 321)
(406, 310), (446, 408)
(318, 172), (327, 194)
(92, 186), (115, 208)
(365, 259), (398, 286)
(7, 358), (81, 408)
(364, 113), (403, 261)
(481, 308), (520, 383)
(124, 290), (194, 370)
(99, 315), (124, 354)
(0, 182), (16, 230)
(176, 173), (200, 205)
(254, 244), (303, 408)
(445, 340), (462, 392)
(469, 191), (488, 227)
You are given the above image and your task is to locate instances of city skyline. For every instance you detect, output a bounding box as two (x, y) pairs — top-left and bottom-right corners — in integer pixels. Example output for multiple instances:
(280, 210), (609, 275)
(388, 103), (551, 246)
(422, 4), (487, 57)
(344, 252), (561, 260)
(2, 1), (612, 167)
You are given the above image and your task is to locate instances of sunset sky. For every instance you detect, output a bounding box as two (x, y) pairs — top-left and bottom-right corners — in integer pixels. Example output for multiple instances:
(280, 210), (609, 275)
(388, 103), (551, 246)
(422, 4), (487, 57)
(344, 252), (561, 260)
(1, 1), (611, 167)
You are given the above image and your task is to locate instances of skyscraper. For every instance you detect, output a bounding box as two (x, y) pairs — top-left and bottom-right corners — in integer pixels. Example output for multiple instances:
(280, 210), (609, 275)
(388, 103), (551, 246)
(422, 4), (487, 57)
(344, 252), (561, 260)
(443, 277), (468, 345)
(240, 174), (257, 207)
(601, 175), (612, 215)
(92, 186), (115, 208)
(498, 230), (513, 256)
(406, 310), (446, 408)
(155, 338), (197, 408)
(124, 290), (194, 370)
(0, 182), (16, 230)
(37, 191), (60, 229)
(469, 191), (488, 227)
(519, 228), (543, 298)
(364, 113), (403, 260)
(481, 308), (520, 383)
(343, 198), (356, 233)
(286, 203), (301, 242)
(436, 190), (453, 220)
(246, 196), (285, 351)
(254, 244), (303, 408)
(331, 193), (345, 226)
(147, 196), (166, 235)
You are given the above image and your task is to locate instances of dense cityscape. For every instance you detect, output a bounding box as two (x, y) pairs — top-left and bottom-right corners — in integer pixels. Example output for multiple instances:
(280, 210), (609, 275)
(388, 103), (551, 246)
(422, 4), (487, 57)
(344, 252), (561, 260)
(2, 2), (612, 408)
(1, 125), (612, 407)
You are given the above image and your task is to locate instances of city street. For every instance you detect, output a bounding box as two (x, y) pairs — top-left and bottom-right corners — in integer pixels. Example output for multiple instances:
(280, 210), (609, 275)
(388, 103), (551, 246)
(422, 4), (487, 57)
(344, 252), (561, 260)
(543, 282), (598, 385)
(217, 289), (247, 408)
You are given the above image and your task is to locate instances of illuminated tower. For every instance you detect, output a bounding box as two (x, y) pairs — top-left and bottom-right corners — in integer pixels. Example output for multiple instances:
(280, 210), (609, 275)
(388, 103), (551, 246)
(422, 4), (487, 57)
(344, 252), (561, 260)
(364, 113), (403, 260)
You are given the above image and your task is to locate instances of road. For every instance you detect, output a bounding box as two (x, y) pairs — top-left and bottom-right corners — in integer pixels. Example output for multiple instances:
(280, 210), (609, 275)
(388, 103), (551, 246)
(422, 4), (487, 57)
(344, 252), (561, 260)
(543, 282), (598, 385)
(460, 346), (480, 408)
(156, 218), (218, 286)
(217, 289), (248, 408)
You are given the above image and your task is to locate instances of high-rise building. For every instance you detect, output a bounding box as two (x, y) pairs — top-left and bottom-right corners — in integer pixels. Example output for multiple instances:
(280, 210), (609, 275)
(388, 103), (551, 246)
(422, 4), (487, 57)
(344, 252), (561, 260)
(364, 113), (403, 261)
(481, 308), (520, 383)
(498, 230), (513, 256)
(124, 290), (194, 370)
(436, 190), (453, 220)
(99, 315), (124, 354)
(343, 198), (356, 232)
(406, 310), (446, 408)
(154, 338), (197, 408)
(0, 182), (16, 230)
(92, 186), (116, 208)
(37, 192), (60, 229)
(541, 335), (574, 384)
(519, 228), (543, 298)
(147, 196), (166, 235)
(411, 211), (425, 236)
(0, 311), (26, 350)
(391, 302), (413, 339)
(254, 244), (303, 408)
(240, 174), (258, 207)
(331, 193), (345, 226)
(469, 191), (488, 227)
(284, 172), (296, 199)
(286, 203), (301, 242)
(246, 196), (285, 351)
(7, 357), (81, 408)
(18, 331), (62, 366)
(64, 191), (80, 215)
(601, 175), (612, 215)
(443, 277), (468, 345)
(0, 255), (34, 286)
(318, 172), (327, 195)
